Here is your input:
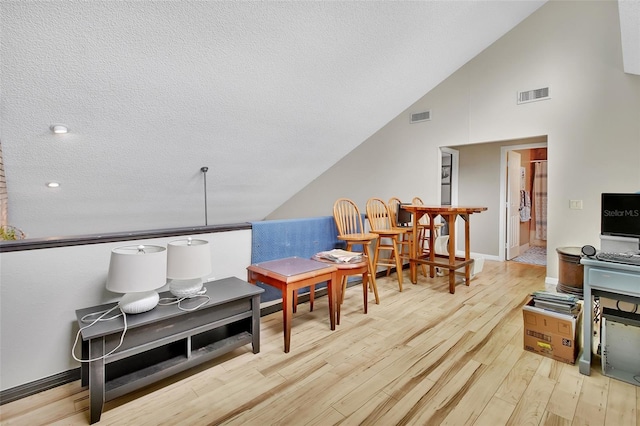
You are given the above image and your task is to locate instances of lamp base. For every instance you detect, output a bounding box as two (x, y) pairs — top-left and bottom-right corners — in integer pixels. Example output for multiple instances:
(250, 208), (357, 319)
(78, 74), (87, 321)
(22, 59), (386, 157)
(119, 291), (160, 314)
(170, 279), (204, 298)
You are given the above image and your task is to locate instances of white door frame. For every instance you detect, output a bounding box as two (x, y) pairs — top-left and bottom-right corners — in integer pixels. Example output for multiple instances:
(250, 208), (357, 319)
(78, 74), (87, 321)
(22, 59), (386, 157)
(506, 150), (522, 260)
(498, 142), (547, 261)
(440, 147), (459, 246)
(440, 147), (459, 205)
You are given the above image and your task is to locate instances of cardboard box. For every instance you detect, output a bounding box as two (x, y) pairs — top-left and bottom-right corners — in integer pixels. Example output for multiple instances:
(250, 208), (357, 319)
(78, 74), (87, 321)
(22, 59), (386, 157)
(522, 298), (581, 364)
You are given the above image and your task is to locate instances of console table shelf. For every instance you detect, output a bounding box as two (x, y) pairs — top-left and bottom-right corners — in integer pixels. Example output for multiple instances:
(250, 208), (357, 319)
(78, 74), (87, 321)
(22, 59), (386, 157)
(76, 277), (263, 424)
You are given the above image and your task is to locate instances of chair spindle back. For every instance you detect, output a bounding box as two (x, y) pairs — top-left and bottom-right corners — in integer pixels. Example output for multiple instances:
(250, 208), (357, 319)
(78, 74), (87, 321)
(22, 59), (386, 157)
(333, 198), (365, 236)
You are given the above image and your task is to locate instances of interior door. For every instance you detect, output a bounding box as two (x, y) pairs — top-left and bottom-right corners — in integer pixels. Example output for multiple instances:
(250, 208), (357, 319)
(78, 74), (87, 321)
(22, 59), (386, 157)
(506, 151), (521, 260)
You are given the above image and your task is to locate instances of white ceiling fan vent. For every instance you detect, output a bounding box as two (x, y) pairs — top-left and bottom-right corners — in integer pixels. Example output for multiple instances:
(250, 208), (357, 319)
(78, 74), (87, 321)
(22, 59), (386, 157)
(517, 86), (550, 104)
(410, 110), (431, 123)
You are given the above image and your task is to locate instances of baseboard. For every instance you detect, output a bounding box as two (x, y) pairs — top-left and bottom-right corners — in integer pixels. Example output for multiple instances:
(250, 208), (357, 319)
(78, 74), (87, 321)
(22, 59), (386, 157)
(0, 369), (81, 405)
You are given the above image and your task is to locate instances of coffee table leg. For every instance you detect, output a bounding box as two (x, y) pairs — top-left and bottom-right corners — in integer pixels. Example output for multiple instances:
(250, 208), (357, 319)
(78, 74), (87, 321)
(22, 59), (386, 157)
(336, 275), (342, 325)
(328, 272), (336, 330)
(362, 272), (369, 314)
(282, 287), (292, 353)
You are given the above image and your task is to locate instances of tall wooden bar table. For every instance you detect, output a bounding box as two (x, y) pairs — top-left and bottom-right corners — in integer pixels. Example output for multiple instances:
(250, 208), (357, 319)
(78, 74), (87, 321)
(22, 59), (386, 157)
(247, 257), (337, 353)
(402, 205), (487, 294)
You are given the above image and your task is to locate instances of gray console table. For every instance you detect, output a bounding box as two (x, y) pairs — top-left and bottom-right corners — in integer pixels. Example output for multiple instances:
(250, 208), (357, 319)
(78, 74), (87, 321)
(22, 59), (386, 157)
(76, 277), (263, 424)
(579, 258), (640, 383)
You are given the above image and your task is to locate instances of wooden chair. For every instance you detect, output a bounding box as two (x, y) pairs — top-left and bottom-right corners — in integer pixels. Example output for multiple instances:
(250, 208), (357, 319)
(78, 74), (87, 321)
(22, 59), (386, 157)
(366, 198), (406, 291)
(412, 196), (443, 257)
(387, 197), (412, 267)
(390, 197), (427, 277)
(332, 198), (380, 306)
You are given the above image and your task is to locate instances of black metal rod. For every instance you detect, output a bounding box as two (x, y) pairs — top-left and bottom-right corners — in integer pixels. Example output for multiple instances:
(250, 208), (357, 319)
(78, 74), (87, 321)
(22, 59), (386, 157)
(201, 167), (208, 226)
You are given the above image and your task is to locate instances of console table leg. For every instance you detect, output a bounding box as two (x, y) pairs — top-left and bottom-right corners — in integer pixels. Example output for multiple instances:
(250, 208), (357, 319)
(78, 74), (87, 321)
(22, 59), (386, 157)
(80, 340), (89, 387)
(88, 338), (105, 424)
(251, 295), (261, 354)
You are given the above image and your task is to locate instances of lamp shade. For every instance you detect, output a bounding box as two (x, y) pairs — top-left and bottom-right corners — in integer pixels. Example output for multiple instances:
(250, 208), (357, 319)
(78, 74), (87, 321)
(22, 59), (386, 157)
(166, 238), (212, 279)
(106, 245), (167, 293)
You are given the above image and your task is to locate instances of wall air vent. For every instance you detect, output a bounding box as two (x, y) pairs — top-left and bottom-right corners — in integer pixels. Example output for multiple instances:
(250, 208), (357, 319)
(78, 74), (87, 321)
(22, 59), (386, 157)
(517, 87), (550, 104)
(410, 110), (431, 123)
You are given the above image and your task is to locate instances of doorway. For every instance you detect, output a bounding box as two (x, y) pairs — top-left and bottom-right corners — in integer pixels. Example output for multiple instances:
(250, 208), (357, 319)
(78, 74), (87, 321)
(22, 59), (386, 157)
(440, 137), (547, 264)
(503, 145), (547, 265)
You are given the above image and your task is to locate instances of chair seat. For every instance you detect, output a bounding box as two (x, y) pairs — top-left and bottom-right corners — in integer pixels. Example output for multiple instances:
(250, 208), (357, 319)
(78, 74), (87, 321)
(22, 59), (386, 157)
(370, 229), (406, 237)
(339, 233), (379, 243)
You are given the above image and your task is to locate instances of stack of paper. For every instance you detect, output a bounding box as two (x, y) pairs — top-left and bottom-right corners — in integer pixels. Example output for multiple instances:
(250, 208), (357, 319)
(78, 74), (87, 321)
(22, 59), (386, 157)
(314, 249), (363, 263)
(531, 291), (580, 315)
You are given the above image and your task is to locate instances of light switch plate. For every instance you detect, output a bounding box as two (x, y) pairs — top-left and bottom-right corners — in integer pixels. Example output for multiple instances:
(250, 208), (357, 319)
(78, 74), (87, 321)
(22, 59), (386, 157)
(570, 200), (583, 209)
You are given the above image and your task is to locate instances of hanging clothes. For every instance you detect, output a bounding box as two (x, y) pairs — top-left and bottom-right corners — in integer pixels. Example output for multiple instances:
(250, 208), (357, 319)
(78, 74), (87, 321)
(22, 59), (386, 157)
(519, 190), (531, 222)
(533, 161), (548, 240)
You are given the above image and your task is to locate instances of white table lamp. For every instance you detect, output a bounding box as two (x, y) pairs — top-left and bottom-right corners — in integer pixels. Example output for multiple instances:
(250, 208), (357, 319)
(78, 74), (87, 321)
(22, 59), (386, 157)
(167, 238), (212, 298)
(106, 245), (167, 314)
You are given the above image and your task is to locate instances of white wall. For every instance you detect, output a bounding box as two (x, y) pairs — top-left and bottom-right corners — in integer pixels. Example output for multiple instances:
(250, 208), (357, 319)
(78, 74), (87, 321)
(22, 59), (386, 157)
(3, 0), (640, 394)
(270, 0), (640, 279)
(0, 230), (251, 391)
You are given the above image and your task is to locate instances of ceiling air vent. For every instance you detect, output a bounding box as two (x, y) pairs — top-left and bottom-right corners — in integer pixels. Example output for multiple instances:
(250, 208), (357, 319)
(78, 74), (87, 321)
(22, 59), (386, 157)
(517, 87), (550, 104)
(410, 110), (431, 123)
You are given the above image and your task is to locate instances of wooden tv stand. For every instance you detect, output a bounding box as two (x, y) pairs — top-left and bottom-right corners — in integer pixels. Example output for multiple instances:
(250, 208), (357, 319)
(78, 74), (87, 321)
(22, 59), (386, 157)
(75, 277), (263, 424)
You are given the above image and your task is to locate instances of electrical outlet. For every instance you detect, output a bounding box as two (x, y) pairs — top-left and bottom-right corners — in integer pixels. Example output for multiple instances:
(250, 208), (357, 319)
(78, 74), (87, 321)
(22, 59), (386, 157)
(570, 200), (583, 210)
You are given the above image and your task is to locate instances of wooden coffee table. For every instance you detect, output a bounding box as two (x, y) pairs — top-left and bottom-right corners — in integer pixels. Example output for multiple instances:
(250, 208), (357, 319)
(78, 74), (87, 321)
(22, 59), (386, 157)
(247, 257), (337, 353)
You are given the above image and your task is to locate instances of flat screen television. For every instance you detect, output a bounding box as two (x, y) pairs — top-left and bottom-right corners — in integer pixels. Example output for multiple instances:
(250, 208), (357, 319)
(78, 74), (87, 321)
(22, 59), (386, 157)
(601, 193), (640, 238)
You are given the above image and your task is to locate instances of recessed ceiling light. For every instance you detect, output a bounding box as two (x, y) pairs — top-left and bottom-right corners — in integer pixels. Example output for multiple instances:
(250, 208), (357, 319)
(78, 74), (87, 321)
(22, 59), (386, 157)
(46, 182), (60, 188)
(50, 125), (68, 134)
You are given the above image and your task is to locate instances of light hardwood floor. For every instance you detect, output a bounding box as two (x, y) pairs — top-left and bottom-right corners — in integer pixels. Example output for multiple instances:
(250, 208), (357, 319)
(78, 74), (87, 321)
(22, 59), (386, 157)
(1, 260), (638, 425)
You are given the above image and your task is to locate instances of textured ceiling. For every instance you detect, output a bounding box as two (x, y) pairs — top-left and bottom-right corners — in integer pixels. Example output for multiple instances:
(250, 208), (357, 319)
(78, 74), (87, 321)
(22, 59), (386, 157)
(4, 0), (634, 239)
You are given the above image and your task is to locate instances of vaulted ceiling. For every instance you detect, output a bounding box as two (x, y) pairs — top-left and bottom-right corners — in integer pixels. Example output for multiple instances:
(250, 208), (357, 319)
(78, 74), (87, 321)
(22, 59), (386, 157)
(1, 1), (637, 239)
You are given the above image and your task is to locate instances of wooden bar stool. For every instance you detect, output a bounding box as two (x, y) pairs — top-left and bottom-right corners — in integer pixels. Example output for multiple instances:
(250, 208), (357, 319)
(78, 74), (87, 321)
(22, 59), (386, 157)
(332, 198), (380, 305)
(412, 196), (443, 258)
(294, 256), (370, 325)
(389, 197), (426, 277)
(366, 197), (406, 291)
(388, 197), (412, 265)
